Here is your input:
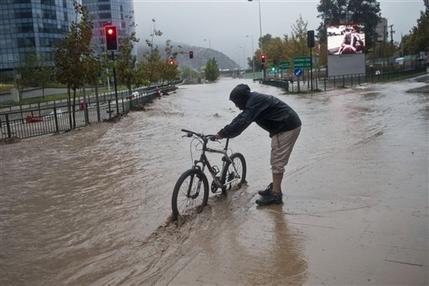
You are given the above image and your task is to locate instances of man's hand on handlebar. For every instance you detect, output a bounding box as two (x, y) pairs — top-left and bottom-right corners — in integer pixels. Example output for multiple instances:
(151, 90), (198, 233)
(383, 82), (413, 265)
(206, 134), (223, 141)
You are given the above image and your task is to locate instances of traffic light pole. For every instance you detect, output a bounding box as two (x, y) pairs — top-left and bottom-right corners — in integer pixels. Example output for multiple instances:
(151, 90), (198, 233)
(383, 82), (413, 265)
(111, 51), (119, 115)
(310, 48), (313, 91)
(262, 63), (267, 80)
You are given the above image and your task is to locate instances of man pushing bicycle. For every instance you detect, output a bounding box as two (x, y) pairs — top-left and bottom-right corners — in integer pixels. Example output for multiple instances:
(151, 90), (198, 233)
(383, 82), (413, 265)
(215, 84), (301, 206)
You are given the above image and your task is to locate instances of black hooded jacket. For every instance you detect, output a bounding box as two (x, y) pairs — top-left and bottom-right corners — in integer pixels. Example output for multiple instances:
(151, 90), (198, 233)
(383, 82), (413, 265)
(218, 92), (301, 138)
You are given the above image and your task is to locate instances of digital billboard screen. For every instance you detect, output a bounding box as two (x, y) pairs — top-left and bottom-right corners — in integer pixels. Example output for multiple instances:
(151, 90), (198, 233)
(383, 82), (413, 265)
(327, 25), (365, 55)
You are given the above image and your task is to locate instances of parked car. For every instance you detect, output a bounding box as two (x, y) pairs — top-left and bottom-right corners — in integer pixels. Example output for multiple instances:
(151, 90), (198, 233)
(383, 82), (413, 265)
(131, 91), (139, 98)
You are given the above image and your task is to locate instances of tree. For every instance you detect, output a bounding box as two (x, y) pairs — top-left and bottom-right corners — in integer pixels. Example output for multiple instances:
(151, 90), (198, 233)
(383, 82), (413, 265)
(205, 58), (220, 82)
(54, 2), (94, 129)
(317, 0), (381, 58)
(290, 15), (309, 57)
(160, 40), (179, 82)
(34, 65), (51, 98)
(402, 9), (429, 54)
(116, 33), (139, 96)
(100, 52), (113, 89)
(180, 66), (199, 82)
(259, 34), (273, 50)
(138, 48), (162, 84)
(15, 52), (52, 100)
(137, 29), (164, 84)
(16, 53), (37, 88)
(137, 37), (179, 84)
(161, 61), (179, 82)
(249, 16), (311, 72)
(15, 53), (37, 101)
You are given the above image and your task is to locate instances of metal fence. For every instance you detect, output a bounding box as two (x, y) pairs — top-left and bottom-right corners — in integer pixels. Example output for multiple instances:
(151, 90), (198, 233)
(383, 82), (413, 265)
(262, 66), (427, 93)
(0, 82), (179, 140)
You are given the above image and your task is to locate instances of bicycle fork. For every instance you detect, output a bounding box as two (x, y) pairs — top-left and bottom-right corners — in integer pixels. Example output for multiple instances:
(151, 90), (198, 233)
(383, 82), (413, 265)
(187, 172), (202, 199)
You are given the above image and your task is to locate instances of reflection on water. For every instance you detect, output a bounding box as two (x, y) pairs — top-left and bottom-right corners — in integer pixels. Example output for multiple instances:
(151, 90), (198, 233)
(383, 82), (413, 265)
(0, 78), (427, 285)
(238, 207), (308, 285)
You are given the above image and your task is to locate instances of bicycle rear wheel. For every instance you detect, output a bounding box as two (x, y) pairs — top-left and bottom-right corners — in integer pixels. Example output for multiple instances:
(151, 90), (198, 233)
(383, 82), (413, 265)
(172, 169), (209, 220)
(221, 152), (247, 192)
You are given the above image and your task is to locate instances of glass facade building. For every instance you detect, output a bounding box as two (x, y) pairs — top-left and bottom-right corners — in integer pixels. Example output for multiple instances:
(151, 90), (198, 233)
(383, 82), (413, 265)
(0, 0), (77, 72)
(82, 0), (135, 55)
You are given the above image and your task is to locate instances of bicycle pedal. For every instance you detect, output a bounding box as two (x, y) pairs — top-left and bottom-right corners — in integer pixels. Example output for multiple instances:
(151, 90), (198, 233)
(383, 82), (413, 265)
(210, 181), (219, 193)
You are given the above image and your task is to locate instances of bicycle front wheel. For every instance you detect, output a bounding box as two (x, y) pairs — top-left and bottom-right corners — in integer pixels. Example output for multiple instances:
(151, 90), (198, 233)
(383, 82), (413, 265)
(172, 169), (209, 220)
(221, 152), (247, 192)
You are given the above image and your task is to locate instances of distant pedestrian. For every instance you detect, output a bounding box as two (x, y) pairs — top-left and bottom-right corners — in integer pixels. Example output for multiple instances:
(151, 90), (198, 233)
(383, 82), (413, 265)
(216, 84), (301, 206)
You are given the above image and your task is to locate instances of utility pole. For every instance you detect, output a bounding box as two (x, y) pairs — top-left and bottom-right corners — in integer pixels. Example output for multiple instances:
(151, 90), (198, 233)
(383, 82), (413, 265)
(246, 35), (256, 80)
(389, 24), (395, 45)
(248, 0), (264, 80)
(382, 24), (388, 63)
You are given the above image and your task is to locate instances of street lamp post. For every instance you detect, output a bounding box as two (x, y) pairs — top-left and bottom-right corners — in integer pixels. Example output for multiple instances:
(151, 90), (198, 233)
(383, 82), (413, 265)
(239, 46), (246, 72)
(246, 34), (256, 80)
(151, 18), (156, 52)
(248, 0), (264, 80)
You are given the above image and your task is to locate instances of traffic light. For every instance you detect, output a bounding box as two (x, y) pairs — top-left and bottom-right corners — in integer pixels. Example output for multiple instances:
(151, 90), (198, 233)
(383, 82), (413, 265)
(307, 30), (315, 48)
(168, 57), (175, 65)
(104, 25), (117, 51)
(261, 54), (266, 63)
(271, 66), (276, 72)
(189, 51), (193, 59)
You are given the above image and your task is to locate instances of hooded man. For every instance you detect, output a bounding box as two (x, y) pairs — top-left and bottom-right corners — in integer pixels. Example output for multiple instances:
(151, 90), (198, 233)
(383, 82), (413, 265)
(216, 84), (301, 206)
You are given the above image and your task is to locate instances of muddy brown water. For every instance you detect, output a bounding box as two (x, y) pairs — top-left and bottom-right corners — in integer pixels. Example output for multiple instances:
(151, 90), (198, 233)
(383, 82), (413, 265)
(1, 78), (428, 285)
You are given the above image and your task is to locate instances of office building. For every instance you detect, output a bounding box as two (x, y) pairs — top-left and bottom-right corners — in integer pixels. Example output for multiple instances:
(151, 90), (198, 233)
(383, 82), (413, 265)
(0, 0), (77, 72)
(82, 0), (135, 55)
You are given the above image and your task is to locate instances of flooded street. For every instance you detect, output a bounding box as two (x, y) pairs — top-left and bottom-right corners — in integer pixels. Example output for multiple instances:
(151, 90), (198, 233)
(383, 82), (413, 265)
(1, 77), (428, 285)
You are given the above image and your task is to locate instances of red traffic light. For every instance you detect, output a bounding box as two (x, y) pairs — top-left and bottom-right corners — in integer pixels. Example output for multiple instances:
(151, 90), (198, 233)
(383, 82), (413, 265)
(104, 25), (117, 51)
(261, 54), (266, 63)
(168, 58), (176, 65)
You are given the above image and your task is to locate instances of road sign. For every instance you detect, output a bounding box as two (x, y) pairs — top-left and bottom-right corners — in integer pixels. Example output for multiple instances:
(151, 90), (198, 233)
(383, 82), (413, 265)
(294, 68), (303, 77)
(293, 57), (311, 68)
(278, 61), (290, 70)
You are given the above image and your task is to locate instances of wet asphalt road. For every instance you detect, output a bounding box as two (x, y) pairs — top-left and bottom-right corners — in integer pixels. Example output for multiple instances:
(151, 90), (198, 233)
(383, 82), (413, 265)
(0, 77), (428, 285)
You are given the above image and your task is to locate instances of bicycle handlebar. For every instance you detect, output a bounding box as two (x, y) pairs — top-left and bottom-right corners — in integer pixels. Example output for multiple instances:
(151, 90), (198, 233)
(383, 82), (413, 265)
(181, 129), (218, 141)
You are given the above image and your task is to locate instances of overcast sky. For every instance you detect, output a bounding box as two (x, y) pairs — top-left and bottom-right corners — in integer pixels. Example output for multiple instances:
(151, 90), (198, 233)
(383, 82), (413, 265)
(133, 0), (426, 67)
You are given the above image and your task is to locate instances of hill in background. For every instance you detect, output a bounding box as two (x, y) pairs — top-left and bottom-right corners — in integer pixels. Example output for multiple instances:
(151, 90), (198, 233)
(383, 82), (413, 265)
(137, 42), (240, 71)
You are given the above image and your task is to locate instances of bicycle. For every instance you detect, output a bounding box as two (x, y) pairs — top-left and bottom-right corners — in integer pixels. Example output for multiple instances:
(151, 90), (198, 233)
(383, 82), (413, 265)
(171, 129), (247, 220)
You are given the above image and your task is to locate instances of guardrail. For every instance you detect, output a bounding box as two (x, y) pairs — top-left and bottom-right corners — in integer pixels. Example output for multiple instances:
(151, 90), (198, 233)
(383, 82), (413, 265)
(0, 82), (180, 140)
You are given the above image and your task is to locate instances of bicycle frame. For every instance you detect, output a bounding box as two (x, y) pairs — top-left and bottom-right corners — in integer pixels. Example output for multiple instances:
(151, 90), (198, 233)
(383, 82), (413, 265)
(173, 129), (246, 219)
(181, 129), (242, 190)
(193, 138), (231, 188)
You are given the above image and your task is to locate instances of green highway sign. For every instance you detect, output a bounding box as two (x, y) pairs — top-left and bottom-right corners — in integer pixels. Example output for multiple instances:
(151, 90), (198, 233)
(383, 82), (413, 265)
(278, 61), (290, 70)
(293, 57), (311, 68)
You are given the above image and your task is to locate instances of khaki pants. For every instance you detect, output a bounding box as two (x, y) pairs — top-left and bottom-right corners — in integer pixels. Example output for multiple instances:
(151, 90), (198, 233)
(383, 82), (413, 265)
(271, 127), (301, 174)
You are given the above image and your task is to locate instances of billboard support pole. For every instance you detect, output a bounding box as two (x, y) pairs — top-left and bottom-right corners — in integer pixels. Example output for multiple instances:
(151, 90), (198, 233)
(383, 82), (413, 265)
(310, 48), (313, 91)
